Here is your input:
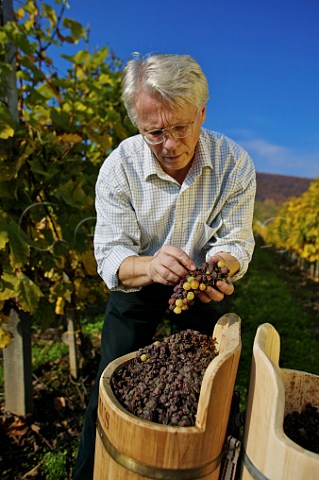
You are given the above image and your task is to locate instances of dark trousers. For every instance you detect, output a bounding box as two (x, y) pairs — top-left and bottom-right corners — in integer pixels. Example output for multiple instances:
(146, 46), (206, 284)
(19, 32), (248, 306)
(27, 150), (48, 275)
(73, 283), (225, 480)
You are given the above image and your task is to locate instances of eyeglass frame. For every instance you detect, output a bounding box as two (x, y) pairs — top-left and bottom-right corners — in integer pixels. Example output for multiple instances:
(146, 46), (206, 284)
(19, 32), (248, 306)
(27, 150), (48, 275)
(142, 109), (198, 145)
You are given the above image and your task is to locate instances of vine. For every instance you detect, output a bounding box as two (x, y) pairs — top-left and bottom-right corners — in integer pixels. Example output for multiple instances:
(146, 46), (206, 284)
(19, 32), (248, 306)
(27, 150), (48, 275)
(0, 0), (136, 347)
(254, 178), (319, 274)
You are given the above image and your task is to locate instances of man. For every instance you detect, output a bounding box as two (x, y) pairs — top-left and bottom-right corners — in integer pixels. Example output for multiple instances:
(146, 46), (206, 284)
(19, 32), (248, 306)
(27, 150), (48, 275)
(73, 53), (256, 479)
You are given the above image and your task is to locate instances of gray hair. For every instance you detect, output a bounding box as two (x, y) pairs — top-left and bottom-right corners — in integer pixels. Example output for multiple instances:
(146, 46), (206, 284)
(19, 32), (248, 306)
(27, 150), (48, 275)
(121, 53), (209, 125)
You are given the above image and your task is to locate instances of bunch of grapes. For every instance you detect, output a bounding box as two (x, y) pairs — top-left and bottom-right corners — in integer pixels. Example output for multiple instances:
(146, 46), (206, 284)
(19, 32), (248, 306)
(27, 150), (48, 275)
(111, 329), (218, 426)
(168, 259), (229, 314)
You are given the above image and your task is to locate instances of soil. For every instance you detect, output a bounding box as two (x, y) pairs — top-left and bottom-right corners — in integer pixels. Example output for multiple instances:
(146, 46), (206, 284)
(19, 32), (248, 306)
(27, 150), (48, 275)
(0, 328), (100, 480)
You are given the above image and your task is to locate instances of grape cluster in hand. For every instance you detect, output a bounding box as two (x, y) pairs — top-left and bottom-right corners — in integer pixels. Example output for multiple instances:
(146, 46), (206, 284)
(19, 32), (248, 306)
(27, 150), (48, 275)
(168, 259), (229, 314)
(111, 329), (218, 427)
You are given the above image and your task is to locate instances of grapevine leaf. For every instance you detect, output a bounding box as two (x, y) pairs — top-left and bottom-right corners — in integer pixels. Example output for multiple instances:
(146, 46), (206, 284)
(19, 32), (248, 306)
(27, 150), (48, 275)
(0, 179), (19, 200)
(55, 179), (93, 209)
(72, 50), (91, 65)
(0, 220), (31, 268)
(0, 229), (9, 250)
(91, 47), (109, 66)
(42, 4), (57, 26)
(0, 270), (20, 302)
(50, 108), (71, 128)
(81, 250), (97, 276)
(62, 18), (86, 43)
(0, 104), (15, 139)
(0, 325), (13, 349)
(16, 272), (43, 315)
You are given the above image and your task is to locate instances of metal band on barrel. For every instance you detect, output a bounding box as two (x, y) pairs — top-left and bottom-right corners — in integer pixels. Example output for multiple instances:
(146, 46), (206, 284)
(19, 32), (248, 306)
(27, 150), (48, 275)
(242, 448), (270, 480)
(96, 417), (224, 479)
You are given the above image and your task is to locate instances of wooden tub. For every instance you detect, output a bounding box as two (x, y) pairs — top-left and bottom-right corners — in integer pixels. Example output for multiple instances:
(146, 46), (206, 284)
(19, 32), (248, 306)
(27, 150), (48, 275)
(93, 313), (242, 480)
(240, 323), (319, 480)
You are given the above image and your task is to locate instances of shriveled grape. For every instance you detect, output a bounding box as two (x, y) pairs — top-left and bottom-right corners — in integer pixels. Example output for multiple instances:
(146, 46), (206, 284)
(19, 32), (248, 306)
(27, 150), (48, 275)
(168, 259), (229, 313)
(111, 330), (218, 426)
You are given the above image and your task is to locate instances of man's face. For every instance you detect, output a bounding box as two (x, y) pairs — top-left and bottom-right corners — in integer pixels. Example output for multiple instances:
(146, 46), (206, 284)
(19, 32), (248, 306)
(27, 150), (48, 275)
(135, 91), (206, 178)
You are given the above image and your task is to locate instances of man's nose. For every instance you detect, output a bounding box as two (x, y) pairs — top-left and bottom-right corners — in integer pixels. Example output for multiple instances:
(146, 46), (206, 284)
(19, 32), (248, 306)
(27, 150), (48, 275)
(161, 131), (179, 148)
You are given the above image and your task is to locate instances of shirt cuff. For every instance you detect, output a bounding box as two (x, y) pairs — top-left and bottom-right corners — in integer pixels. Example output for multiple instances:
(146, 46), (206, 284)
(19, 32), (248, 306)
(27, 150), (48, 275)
(95, 245), (141, 292)
(205, 247), (250, 282)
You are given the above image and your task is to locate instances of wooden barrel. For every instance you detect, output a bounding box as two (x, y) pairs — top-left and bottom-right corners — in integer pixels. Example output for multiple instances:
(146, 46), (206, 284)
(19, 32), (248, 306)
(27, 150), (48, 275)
(240, 323), (319, 480)
(93, 313), (242, 480)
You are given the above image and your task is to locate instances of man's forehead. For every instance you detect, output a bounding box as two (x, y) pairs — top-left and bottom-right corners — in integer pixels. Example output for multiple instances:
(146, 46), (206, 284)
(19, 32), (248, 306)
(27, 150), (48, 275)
(136, 97), (196, 128)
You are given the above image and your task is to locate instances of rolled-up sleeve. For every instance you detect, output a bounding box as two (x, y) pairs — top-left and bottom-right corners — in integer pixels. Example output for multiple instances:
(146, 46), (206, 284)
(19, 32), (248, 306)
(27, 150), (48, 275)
(94, 155), (141, 290)
(205, 149), (256, 281)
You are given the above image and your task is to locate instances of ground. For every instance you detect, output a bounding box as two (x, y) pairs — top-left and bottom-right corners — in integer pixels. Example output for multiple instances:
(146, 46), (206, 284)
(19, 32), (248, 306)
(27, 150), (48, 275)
(1, 247), (319, 479)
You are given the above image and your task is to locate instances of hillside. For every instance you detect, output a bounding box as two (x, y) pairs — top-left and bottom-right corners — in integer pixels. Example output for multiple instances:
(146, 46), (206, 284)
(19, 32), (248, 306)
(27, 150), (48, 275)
(256, 172), (314, 203)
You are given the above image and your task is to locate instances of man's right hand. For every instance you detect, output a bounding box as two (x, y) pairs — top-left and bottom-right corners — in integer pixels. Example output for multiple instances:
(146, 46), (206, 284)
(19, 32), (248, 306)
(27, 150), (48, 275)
(148, 245), (196, 286)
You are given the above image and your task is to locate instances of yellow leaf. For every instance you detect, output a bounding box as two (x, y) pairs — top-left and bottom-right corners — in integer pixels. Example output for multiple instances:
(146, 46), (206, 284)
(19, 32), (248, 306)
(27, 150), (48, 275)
(16, 8), (25, 18)
(0, 125), (14, 139)
(58, 133), (82, 144)
(55, 297), (65, 315)
(81, 250), (97, 276)
(0, 325), (13, 349)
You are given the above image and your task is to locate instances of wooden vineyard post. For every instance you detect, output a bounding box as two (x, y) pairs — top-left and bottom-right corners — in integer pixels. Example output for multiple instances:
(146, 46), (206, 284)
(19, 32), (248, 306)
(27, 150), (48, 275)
(3, 309), (33, 415)
(62, 313), (79, 379)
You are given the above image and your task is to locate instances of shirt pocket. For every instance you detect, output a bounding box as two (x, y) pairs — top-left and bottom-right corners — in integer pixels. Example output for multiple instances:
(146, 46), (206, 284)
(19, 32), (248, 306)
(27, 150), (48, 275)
(193, 215), (223, 250)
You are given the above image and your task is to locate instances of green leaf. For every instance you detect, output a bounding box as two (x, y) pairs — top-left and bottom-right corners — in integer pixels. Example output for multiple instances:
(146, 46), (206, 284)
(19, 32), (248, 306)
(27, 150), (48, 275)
(30, 157), (60, 180)
(0, 219), (31, 268)
(0, 270), (20, 302)
(0, 325), (13, 349)
(0, 123), (14, 139)
(32, 297), (55, 327)
(62, 18), (86, 43)
(55, 179), (93, 209)
(23, 0), (38, 14)
(0, 61), (13, 78)
(0, 180), (18, 200)
(50, 108), (71, 128)
(16, 271), (43, 314)
(72, 50), (91, 65)
(0, 229), (9, 250)
(0, 104), (15, 139)
(91, 47), (109, 66)
(42, 4), (58, 26)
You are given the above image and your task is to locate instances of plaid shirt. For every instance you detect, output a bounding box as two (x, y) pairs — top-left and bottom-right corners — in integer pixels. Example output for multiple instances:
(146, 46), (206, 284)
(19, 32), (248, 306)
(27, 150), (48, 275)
(94, 129), (256, 291)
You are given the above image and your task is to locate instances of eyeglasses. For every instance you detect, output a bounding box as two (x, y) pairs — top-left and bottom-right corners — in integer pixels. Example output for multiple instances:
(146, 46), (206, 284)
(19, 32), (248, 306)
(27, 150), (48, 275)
(142, 111), (198, 145)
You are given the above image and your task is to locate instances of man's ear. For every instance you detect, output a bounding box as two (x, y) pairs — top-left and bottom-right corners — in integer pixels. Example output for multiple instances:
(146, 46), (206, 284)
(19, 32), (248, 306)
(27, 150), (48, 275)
(200, 105), (207, 125)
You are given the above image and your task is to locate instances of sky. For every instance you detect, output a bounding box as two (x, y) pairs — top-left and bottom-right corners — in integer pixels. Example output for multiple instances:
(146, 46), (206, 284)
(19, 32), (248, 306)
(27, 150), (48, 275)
(54, 0), (319, 178)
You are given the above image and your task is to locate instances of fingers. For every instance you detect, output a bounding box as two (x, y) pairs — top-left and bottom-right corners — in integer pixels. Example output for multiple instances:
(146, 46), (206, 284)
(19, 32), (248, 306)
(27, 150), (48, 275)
(217, 279), (235, 295)
(149, 245), (196, 285)
(197, 279), (234, 303)
(161, 245), (196, 271)
(210, 252), (240, 278)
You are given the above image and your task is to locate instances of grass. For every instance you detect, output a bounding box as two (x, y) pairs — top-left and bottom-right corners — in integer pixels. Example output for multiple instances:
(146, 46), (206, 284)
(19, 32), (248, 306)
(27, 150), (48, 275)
(231, 237), (319, 408)
(32, 341), (68, 371)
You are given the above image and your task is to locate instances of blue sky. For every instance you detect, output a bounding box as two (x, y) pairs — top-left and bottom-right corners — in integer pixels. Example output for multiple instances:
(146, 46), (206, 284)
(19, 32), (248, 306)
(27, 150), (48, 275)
(58, 0), (319, 178)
